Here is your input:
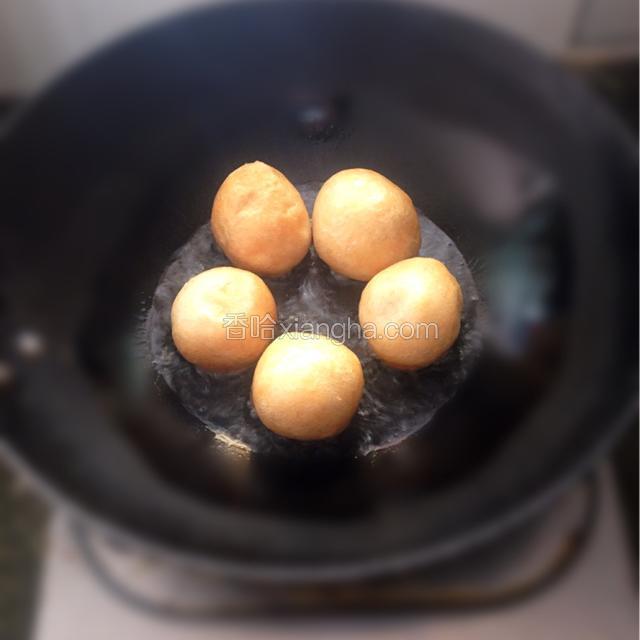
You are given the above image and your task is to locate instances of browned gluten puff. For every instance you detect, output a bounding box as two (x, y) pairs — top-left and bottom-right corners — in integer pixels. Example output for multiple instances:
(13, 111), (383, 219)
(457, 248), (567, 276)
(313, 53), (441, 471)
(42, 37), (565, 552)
(312, 168), (421, 281)
(171, 266), (276, 373)
(252, 332), (364, 440)
(211, 161), (311, 277)
(359, 257), (462, 370)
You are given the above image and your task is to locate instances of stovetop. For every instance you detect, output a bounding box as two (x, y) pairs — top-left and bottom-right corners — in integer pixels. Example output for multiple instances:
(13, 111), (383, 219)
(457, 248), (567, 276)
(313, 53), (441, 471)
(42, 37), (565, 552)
(30, 466), (636, 640)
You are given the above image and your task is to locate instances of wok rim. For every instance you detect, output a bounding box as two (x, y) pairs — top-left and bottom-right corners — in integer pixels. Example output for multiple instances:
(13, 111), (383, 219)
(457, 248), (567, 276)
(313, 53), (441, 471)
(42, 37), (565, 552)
(1, 398), (636, 583)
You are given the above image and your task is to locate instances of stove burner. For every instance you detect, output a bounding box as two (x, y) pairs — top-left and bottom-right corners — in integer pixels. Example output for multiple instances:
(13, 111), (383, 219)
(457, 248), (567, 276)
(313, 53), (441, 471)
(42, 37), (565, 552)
(71, 475), (597, 617)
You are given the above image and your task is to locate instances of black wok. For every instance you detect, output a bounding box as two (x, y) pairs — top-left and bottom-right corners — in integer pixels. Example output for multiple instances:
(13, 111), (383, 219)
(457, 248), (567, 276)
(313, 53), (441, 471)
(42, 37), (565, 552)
(0, 0), (637, 582)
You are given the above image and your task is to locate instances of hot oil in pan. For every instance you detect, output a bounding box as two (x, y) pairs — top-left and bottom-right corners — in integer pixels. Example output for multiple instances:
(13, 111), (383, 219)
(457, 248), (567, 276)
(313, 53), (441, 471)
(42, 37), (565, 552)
(146, 183), (483, 458)
(72, 96), (571, 521)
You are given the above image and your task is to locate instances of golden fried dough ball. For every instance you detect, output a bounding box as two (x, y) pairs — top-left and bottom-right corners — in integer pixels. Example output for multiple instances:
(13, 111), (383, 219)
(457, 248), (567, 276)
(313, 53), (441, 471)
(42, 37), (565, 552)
(312, 168), (421, 281)
(359, 257), (462, 370)
(211, 161), (311, 277)
(252, 332), (364, 440)
(171, 267), (276, 373)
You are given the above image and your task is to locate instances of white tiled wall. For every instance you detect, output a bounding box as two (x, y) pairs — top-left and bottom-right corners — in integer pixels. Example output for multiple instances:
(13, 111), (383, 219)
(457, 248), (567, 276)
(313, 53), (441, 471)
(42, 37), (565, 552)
(0, 0), (637, 95)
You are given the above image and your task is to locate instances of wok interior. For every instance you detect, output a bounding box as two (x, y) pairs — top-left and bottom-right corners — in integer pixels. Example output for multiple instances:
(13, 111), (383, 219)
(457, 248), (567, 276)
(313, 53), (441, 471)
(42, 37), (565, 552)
(76, 93), (571, 519)
(1, 1), (635, 570)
